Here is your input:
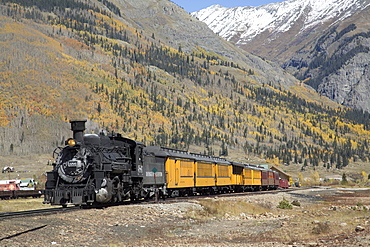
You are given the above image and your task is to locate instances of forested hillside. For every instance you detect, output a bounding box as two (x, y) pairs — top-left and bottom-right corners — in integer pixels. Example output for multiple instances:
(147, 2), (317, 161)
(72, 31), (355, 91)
(0, 0), (369, 171)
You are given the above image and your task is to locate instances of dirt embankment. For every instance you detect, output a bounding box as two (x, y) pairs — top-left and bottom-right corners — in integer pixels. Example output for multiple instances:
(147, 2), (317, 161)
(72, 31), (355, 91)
(1, 187), (370, 246)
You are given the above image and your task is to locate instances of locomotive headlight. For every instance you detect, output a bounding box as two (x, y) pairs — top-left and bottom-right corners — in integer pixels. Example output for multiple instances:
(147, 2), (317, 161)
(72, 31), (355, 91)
(66, 138), (76, 146)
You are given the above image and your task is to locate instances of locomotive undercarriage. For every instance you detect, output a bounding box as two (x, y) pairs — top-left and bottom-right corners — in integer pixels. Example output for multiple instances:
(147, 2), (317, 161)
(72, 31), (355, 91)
(44, 168), (151, 206)
(51, 185), (95, 206)
(163, 186), (233, 198)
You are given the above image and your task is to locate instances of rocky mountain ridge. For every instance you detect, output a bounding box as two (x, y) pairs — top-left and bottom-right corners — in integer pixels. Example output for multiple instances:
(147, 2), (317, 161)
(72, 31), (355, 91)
(193, 0), (370, 112)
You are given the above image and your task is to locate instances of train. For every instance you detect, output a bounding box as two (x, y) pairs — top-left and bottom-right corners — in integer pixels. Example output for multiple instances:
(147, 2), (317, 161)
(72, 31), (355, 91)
(43, 120), (289, 207)
(0, 179), (43, 199)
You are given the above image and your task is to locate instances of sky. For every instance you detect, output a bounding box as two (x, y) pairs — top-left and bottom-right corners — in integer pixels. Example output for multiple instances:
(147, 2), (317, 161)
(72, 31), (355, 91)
(171, 0), (284, 13)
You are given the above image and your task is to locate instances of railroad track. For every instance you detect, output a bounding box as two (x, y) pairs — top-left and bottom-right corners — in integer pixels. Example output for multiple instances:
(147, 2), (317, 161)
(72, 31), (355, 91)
(0, 200), (139, 220)
(146, 187), (304, 204)
(0, 206), (80, 220)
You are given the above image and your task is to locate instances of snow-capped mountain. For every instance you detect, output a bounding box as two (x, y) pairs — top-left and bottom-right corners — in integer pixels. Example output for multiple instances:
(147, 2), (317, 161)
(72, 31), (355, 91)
(193, 0), (370, 112)
(192, 0), (369, 46)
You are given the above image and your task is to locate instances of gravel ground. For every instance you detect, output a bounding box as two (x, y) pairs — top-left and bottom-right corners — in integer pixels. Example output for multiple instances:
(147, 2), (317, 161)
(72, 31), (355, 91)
(1, 187), (370, 246)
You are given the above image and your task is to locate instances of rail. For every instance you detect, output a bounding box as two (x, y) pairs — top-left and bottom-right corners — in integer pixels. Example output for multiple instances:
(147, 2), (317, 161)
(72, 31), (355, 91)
(0, 207), (79, 220)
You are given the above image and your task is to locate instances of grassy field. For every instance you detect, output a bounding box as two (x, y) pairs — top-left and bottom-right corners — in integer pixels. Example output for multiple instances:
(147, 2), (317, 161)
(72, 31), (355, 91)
(0, 197), (60, 212)
(0, 154), (52, 182)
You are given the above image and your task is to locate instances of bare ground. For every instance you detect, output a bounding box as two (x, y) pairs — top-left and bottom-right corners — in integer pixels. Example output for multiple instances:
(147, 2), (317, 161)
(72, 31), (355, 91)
(1, 187), (370, 247)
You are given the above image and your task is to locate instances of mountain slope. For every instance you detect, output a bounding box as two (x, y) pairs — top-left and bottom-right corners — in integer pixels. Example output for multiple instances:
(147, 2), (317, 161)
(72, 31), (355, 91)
(112, 0), (301, 90)
(284, 9), (370, 112)
(193, 0), (370, 112)
(0, 0), (369, 170)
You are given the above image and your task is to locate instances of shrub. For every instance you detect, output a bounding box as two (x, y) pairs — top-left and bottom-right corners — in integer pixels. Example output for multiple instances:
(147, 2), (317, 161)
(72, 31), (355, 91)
(278, 198), (293, 209)
(291, 200), (301, 207)
(341, 173), (348, 185)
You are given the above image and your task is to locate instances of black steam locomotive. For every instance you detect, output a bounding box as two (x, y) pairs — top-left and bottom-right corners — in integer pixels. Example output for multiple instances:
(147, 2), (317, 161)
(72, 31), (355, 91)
(44, 120), (151, 206)
(44, 120), (287, 207)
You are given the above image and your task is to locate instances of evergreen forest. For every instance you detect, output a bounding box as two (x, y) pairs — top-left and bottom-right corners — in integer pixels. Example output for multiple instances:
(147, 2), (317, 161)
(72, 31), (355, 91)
(0, 0), (369, 172)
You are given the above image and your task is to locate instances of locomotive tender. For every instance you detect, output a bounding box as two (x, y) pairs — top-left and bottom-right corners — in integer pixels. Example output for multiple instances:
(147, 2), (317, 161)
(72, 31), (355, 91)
(44, 120), (286, 207)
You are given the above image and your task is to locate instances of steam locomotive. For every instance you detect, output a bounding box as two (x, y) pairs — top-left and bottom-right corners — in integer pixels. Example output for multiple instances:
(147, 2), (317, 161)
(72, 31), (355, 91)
(44, 120), (288, 207)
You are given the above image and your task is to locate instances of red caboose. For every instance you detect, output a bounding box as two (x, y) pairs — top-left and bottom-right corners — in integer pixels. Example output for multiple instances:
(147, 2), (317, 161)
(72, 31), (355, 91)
(0, 180), (20, 191)
(279, 178), (289, 189)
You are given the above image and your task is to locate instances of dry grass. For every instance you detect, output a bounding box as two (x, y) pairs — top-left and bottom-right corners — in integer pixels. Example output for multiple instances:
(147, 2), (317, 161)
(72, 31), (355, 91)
(0, 198), (58, 212)
(265, 199), (370, 243)
(187, 189), (370, 244)
(188, 198), (270, 219)
(0, 154), (52, 182)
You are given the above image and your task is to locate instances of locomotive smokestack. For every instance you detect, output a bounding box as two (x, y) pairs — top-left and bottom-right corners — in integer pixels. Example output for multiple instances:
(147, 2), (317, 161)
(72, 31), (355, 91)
(70, 120), (87, 143)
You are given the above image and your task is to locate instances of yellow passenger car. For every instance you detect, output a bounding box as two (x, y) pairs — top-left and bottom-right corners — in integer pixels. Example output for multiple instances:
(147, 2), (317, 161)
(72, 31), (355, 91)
(195, 161), (215, 187)
(252, 166), (262, 187)
(165, 158), (195, 189)
(215, 159), (232, 186)
(244, 165), (262, 190)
